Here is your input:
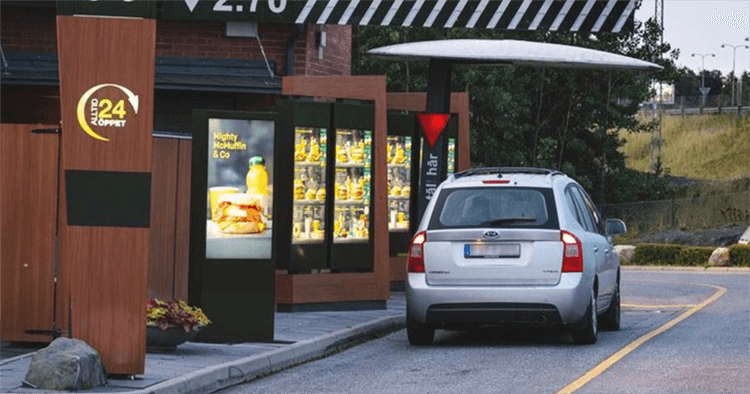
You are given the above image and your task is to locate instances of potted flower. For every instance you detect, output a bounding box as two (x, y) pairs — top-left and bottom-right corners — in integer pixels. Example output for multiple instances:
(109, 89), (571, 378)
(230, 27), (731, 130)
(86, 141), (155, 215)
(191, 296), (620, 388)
(146, 299), (211, 349)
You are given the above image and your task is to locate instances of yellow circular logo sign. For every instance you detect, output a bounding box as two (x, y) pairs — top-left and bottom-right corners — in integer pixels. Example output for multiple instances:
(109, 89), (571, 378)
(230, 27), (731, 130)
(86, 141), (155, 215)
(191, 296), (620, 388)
(76, 83), (140, 142)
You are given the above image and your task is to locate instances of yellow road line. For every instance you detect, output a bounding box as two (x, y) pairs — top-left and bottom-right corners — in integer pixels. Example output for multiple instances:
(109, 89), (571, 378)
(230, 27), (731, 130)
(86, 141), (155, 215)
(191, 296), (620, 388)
(622, 303), (697, 309)
(556, 283), (726, 394)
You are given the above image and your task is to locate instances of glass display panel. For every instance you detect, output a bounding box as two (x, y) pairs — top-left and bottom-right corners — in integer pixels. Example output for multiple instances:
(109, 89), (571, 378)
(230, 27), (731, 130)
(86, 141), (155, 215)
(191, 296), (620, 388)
(447, 138), (456, 175)
(206, 118), (274, 259)
(387, 135), (412, 231)
(292, 127), (327, 244)
(333, 129), (372, 242)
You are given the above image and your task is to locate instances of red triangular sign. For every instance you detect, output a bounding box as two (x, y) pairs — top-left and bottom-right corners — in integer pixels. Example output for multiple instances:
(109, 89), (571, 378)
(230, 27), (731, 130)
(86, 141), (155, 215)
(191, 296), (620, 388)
(417, 113), (450, 148)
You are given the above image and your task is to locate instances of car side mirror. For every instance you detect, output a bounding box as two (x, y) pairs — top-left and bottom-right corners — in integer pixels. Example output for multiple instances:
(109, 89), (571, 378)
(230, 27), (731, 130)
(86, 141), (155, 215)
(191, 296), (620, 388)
(606, 219), (627, 236)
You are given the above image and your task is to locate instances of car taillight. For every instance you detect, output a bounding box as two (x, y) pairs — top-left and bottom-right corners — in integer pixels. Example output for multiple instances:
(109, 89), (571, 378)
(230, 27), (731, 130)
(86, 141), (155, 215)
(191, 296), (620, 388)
(561, 230), (583, 272)
(407, 231), (426, 273)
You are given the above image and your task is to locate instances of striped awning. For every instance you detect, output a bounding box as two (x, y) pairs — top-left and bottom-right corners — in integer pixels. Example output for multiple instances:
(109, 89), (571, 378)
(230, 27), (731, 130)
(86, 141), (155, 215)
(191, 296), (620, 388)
(296, 0), (636, 32)
(159, 0), (637, 34)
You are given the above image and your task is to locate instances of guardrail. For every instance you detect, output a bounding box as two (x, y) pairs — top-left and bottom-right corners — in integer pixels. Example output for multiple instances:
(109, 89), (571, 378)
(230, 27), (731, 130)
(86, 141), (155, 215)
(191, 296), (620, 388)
(662, 106), (750, 116)
(639, 106), (750, 117)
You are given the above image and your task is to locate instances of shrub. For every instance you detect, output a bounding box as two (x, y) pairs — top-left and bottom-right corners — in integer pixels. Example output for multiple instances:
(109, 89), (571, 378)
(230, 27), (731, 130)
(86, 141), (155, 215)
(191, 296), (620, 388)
(147, 299), (211, 332)
(678, 246), (715, 266)
(728, 245), (750, 267)
(633, 244), (683, 265)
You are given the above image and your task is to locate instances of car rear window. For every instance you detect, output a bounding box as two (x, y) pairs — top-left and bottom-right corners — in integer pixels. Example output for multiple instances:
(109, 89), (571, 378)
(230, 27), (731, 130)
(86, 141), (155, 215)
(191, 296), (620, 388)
(428, 187), (559, 230)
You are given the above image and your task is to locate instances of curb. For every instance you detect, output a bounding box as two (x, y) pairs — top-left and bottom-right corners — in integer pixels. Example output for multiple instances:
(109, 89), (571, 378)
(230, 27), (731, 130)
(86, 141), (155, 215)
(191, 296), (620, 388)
(0, 352), (35, 367)
(622, 265), (750, 273)
(131, 314), (405, 394)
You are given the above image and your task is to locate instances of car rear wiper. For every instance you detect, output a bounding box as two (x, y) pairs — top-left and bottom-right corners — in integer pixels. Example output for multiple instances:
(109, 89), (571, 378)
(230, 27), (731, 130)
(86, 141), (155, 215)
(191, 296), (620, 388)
(480, 217), (538, 226)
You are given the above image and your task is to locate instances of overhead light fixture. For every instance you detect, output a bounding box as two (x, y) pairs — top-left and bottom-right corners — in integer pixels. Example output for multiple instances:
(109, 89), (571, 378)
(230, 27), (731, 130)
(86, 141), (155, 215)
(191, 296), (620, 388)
(225, 22), (258, 38)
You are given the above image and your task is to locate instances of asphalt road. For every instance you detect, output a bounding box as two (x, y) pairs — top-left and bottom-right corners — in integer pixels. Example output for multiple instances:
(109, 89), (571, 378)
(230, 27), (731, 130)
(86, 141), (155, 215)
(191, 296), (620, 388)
(216, 270), (749, 394)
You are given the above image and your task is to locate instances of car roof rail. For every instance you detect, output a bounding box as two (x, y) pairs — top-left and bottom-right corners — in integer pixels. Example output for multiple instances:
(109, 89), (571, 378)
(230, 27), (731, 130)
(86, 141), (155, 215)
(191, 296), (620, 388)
(453, 167), (565, 179)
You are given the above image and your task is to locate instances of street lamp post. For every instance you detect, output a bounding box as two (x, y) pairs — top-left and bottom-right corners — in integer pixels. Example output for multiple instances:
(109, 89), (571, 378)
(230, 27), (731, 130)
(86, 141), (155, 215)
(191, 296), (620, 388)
(691, 53), (715, 111)
(720, 43), (749, 111)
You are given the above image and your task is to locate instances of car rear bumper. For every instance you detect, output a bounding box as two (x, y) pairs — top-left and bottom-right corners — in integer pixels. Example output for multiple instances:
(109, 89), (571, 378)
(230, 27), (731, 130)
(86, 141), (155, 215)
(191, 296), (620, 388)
(406, 272), (591, 327)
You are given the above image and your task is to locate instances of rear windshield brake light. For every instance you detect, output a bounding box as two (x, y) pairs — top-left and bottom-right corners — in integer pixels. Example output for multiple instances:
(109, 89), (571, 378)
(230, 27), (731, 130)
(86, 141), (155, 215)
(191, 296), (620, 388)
(482, 180), (510, 184)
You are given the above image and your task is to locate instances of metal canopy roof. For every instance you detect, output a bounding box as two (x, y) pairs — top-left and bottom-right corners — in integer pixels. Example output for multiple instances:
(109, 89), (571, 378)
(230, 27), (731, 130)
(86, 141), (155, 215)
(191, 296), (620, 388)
(0, 51), (282, 94)
(367, 39), (663, 71)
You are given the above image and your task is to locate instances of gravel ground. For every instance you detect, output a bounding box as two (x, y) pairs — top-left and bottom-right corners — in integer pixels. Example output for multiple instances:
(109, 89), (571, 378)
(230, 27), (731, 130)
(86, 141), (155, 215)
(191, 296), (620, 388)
(626, 224), (749, 247)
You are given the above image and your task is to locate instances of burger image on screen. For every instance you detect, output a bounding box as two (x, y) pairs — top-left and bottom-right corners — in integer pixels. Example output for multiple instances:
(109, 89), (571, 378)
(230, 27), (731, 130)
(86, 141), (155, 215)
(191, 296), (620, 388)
(213, 193), (266, 234)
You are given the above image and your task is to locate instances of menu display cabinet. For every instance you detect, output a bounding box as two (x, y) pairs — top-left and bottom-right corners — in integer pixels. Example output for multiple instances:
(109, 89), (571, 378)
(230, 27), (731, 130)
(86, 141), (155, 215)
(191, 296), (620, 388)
(330, 102), (374, 271)
(275, 100), (330, 272)
(386, 112), (417, 258)
(276, 100), (375, 272)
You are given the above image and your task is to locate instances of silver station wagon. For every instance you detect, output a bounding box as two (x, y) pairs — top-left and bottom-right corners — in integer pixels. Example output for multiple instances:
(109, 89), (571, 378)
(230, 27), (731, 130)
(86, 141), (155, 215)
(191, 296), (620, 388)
(406, 167), (626, 345)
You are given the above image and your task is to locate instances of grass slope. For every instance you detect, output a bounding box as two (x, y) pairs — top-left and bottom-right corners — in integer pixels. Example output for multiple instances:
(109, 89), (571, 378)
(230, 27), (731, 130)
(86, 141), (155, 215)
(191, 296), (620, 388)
(621, 114), (749, 180)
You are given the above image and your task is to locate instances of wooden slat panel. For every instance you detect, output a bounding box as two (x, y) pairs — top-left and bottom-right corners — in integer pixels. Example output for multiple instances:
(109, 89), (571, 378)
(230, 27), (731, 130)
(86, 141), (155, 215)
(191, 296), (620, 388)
(0, 124), (58, 343)
(386, 92), (469, 113)
(64, 226), (149, 372)
(57, 17), (155, 172)
(276, 272), (380, 304)
(57, 15), (155, 375)
(149, 138), (179, 300)
(173, 139), (192, 302)
(453, 93), (472, 171)
(390, 257), (407, 283)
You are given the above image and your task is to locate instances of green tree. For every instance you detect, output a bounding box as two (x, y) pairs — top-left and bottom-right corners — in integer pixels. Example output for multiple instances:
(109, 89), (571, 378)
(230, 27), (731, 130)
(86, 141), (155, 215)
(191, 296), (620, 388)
(352, 17), (678, 204)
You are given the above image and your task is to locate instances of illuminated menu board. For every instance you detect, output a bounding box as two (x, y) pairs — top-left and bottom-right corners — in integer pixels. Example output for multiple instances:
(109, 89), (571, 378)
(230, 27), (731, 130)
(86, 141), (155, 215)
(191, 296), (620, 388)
(206, 118), (274, 259)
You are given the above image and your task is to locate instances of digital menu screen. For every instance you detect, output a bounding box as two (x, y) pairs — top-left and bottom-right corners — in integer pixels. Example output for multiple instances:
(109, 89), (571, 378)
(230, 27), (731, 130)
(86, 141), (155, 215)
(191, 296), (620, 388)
(206, 118), (274, 259)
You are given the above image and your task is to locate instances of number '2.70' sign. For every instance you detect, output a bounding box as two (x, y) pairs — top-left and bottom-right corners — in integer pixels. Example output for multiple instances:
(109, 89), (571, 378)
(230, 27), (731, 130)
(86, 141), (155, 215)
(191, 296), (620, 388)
(163, 0), (298, 23)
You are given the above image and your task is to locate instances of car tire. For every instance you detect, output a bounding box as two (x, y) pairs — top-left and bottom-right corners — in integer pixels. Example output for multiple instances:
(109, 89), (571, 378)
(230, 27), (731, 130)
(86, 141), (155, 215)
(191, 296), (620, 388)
(600, 279), (621, 331)
(406, 311), (435, 346)
(572, 288), (598, 345)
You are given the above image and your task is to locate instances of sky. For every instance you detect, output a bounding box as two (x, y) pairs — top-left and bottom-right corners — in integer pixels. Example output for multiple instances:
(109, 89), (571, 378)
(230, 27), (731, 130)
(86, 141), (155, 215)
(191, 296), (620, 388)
(635, 0), (750, 76)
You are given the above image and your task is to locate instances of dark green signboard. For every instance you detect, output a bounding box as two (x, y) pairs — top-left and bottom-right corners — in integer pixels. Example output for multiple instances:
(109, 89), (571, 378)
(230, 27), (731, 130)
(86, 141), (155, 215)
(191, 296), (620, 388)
(163, 0), (307, 23)
(57, 0), (636, 33)
(57, 0), (156, 18)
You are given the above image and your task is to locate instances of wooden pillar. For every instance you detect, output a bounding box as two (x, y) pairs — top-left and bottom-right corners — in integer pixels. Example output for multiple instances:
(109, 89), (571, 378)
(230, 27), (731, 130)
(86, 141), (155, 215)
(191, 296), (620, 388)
(56, 15), (155, 375)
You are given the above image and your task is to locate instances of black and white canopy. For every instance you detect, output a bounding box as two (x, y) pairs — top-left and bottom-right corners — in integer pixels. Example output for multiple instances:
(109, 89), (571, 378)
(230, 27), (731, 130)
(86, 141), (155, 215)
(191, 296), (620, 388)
(158, 0), (638, 34)
(291, 0), (637, 32)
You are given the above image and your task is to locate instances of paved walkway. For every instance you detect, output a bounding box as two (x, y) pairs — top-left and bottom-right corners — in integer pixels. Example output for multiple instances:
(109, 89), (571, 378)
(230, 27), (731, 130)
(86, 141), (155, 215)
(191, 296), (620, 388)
(0, 293), (406, 394)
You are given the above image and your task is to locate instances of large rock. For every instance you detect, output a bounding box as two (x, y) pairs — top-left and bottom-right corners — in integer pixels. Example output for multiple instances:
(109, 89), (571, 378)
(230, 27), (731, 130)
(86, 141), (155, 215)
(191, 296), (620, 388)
(24, 337), (107, 391)
(708, 247), (731, 267)
(614, 245), (636, 265)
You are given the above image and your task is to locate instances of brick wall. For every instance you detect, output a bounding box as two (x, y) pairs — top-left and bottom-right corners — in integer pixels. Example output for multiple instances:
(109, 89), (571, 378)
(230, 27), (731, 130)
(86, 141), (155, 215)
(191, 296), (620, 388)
(1, 5), (351, 78)
(156, 22), (350, 77)
(300, 25), (352, 76)
(1, 6), (58, 52)
(156, 21), (295, 76)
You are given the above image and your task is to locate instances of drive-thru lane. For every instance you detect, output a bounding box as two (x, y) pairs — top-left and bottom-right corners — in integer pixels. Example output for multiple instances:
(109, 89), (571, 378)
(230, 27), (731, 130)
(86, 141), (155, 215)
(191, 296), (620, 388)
(573, 270), (747, 393)
(216, 270), (749, 393)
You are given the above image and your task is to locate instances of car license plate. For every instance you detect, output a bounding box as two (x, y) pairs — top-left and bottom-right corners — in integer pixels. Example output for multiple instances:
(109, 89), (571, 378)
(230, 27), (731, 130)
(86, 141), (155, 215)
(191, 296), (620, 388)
(464, 243), (520, 258)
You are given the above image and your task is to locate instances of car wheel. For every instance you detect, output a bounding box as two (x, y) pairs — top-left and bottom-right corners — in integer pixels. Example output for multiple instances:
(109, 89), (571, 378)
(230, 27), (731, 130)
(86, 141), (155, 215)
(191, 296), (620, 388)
(600, 279), (621, 331)
(406, 311), (435, 346)
(572, 287), (598, 344)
